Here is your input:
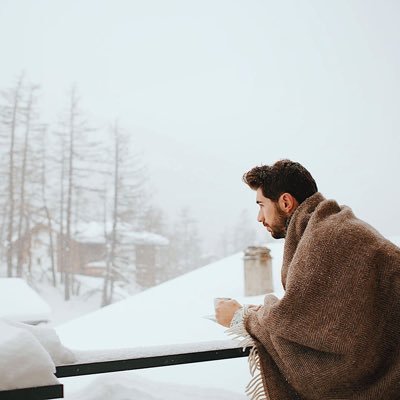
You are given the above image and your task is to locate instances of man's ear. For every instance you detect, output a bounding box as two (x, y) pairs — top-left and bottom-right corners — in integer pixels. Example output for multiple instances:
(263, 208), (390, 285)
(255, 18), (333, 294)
(278, 193), (298, 214)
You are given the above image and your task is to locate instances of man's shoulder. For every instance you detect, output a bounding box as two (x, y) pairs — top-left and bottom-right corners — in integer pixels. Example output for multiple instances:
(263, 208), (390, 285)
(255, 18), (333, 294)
(303, 200), (385, 250)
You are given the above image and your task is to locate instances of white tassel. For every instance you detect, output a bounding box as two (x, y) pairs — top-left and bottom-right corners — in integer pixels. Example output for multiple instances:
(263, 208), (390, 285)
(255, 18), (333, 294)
(225, 306), (268, 400)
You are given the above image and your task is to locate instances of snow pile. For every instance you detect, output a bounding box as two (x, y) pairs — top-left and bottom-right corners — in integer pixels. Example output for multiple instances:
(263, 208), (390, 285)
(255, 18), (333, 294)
(0, 278), (51, 323)
(0, 319), (76, 390)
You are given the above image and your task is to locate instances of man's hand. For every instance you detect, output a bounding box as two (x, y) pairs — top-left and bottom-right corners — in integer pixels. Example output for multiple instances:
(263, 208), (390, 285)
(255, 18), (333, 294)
(215, 299), (242, 327)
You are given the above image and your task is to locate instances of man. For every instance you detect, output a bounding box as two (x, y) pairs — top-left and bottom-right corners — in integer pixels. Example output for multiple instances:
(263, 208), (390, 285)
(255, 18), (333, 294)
(215, 159), (400, 400)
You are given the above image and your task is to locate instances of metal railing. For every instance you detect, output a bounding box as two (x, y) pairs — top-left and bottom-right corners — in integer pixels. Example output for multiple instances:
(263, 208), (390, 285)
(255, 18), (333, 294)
(0, 384), (64, 400)
(0, 341), (250, 400)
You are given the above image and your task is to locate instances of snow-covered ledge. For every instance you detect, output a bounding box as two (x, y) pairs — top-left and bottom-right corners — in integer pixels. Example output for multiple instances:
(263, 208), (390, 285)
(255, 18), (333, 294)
(68, 339), (245, 363)
(56, 339), (250, 378)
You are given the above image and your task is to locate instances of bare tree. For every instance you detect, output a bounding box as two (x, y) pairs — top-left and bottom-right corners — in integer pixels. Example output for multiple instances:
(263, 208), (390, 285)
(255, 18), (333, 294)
(58, 86), (90, 300)
(101, 123), (120, 306)
(37, 125), (57, 286)
(15, 85), (40, 277)
(0, 73), (24, 277)
(57, 132), (67, 285)
(56, 85), (106, 300)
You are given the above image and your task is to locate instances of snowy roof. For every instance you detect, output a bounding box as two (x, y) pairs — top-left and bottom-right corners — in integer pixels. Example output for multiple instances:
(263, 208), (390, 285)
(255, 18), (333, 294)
(57, 241), (285, 347)
(56, 240), (285, 394)
(86, 261), (106, 268)
(120, 231), (169, 246)
(0, 278), (52, 324)
(73, 221), (105, 243)
(72, 221), (169, 246)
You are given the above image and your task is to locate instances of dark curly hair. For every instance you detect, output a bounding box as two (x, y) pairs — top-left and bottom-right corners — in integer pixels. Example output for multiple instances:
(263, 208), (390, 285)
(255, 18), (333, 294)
(243, 159), (318, 204)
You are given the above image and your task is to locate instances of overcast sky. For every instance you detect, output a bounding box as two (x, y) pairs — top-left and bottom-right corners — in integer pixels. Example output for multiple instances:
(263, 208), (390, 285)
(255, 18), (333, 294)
(0, 0), (399, 250)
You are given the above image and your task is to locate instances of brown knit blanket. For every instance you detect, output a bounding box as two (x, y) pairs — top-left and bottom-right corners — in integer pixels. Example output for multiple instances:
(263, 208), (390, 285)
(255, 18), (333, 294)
(245, 192), (400, 399)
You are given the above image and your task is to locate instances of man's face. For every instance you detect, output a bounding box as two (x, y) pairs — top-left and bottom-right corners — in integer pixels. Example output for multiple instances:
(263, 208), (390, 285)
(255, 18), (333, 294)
(256, 188), (289, 239)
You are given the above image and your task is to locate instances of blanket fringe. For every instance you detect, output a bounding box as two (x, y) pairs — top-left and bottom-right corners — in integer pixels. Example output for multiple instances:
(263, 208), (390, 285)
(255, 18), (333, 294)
(226, 307), (267, 400)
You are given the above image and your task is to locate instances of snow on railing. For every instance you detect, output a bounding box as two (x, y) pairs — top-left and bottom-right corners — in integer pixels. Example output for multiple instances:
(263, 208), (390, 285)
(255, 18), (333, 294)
(56, 339), (250, 377)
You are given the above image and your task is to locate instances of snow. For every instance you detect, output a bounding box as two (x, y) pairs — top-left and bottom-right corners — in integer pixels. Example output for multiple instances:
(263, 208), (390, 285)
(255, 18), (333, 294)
(36, 283), (104, 327)
(74, 274), (105, 291)
(0, 319), (75, 390)
(66, 373), (246, 400)
(5, 320), (76, 365)
(0, 278), (52, 324)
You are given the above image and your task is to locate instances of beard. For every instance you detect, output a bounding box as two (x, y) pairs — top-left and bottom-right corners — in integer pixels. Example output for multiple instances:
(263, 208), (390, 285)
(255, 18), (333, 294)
(270, 205), (291, 239)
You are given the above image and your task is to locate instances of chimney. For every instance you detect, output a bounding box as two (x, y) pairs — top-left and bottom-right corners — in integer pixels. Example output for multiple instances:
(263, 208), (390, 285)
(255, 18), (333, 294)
(243, 246), (273, 296)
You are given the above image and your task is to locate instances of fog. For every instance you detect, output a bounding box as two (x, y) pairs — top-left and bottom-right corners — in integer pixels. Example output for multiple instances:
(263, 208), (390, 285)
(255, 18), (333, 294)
(1, 0), (399, 252)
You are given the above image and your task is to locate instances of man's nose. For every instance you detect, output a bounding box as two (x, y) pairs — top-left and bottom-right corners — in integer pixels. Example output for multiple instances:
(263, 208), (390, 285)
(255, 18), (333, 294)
(257, 210), (263, 223)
